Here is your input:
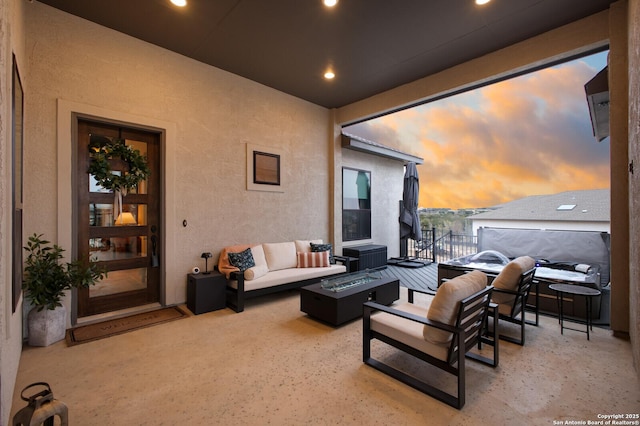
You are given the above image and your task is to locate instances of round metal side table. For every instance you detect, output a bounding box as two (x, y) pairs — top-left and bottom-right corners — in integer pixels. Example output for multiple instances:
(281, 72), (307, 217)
(548, 283), (601, 340)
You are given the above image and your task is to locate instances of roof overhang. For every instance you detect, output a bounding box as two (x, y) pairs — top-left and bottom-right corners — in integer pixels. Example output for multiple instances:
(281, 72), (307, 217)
(585, 66), (609, 142)
(341, 133), (424, 165)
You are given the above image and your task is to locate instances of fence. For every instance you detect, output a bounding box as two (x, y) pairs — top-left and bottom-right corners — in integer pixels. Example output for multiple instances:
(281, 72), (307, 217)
(406, 227), (478, 263)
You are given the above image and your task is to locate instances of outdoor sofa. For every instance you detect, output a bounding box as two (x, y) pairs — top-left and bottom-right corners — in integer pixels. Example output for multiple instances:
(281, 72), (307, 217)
(218, 240), (349, 312)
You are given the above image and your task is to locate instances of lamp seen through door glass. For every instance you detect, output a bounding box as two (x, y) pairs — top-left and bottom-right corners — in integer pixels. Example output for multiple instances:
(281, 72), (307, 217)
(115, 212), (137, 226)
(201, 252), (213, 274)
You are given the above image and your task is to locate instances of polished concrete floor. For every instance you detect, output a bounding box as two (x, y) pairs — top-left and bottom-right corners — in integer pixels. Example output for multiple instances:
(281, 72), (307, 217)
(11, 287), (640, 425)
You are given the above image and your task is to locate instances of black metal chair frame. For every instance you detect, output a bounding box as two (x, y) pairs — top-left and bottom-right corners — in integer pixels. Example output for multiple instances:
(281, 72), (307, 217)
(363, 286), (498, 409)
(486, 267), (537, 345)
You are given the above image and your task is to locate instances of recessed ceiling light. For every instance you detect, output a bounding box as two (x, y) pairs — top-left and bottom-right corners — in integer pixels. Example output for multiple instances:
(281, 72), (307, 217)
(475, 0), (490, 5)
(324, 0), (338, 7)
(324, 71), (335, 80)
(171, 0), (187, 7)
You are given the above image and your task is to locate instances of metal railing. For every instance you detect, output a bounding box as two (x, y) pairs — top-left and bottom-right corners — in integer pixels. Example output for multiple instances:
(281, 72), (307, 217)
(406, 227), (477, 264)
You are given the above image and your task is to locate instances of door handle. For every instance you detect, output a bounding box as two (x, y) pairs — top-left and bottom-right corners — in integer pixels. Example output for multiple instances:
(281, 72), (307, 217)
(150, 234), (159, 267)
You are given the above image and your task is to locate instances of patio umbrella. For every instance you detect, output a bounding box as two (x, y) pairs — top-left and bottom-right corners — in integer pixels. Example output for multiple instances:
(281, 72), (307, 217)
(399, 162), (422, 242)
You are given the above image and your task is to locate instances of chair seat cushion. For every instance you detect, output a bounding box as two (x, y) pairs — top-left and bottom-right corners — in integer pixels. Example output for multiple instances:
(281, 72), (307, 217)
(424, 270), (487, 344)
(491, 256), (535, 304)
(370, 302), (449, 361)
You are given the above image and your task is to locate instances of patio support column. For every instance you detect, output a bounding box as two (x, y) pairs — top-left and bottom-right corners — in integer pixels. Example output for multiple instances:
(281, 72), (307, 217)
(608, 1), (630, 338)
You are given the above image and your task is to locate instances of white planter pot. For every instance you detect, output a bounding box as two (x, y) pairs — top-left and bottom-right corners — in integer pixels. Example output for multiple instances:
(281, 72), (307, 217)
(28, 305), (67, 346)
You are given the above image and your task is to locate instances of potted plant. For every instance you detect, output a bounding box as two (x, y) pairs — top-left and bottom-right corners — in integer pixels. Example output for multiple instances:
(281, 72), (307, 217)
(23, 233), (107, 346)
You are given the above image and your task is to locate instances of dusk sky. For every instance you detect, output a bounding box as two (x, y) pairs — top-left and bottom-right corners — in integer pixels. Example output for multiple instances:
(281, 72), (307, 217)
(344, 51), (610, 209)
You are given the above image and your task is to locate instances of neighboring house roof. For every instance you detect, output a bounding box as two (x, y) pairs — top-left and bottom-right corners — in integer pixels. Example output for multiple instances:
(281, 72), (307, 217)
(341, 132), (424, 165)
(469, 189), (610, 222)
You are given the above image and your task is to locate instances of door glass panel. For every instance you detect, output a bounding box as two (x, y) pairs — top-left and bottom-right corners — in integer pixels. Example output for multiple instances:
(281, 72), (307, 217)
(90, 268), (147, 297)
(89, 236), (148, 260)
(89, 171), (120, 193)
(89, 203), (147, 226)
(89, 135), (148, 195)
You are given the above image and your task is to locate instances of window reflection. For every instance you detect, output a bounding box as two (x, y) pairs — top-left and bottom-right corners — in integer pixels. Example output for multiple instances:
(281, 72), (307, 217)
(90, 236), (148, 260)
(89, 204), (147, 227)
(90, 268), (147, 297)
(342, 168), (372, 241)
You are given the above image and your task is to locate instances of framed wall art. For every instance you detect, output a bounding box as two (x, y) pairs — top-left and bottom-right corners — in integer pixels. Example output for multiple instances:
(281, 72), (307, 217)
(246, 144), (285, 192)
(253, 151), (280, 185)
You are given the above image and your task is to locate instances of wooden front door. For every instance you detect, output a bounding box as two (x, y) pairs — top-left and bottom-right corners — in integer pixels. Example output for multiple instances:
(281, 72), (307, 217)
(76, 119), (161, 317)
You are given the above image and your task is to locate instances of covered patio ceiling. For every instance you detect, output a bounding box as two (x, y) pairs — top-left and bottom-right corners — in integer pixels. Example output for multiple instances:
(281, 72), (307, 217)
(37, 0), (616, 108)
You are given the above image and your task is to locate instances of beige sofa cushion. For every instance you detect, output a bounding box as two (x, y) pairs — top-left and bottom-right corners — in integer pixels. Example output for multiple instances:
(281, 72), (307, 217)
(263, 242), (297, 271)
(424, 270), (487, 344)
(243, 245), (268, 280)
(228, 264), (347, 291)
(491, 256), (535, 304)
(250, 245), (268, 267)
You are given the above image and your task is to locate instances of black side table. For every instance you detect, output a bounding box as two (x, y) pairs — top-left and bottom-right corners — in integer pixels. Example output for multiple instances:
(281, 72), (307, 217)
(187, 272), (227, 314)
(549, 283), (601, 340)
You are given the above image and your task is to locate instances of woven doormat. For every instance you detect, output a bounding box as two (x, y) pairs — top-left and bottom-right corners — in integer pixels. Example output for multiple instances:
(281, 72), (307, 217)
(66, 306), (188, 346)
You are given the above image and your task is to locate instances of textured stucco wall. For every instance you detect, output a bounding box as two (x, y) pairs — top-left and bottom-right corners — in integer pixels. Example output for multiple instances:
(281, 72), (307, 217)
(23, 2), (332, 312)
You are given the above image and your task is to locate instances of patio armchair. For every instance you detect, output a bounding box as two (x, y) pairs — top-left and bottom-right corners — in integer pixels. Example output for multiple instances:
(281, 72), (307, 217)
(362, 270), (498, 409)
(486, 256), (537, 345)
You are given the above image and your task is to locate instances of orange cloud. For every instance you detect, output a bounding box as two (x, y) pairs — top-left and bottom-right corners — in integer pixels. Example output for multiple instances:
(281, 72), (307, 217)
(345, 53), (610, 209)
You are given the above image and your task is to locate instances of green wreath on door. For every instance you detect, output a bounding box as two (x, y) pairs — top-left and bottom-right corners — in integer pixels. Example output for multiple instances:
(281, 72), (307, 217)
(88, 139), (150, 195)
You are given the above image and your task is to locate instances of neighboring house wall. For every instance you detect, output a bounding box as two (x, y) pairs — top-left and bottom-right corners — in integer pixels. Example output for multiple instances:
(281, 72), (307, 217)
(471, 220), (610, 234)
(338, 148), (404, 257)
